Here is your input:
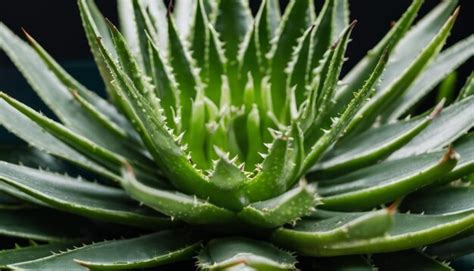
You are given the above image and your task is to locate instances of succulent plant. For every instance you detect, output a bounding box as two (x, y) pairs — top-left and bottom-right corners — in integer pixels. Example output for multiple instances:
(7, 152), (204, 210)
(0, 0), (473, 269)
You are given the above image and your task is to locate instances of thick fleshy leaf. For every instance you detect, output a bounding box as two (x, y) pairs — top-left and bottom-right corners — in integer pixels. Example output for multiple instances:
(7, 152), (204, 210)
(197, 237), (297, 270)
(309, 0), (349, 73)
(78, 0), (118, 102)
(272, 209), (394, 256)
(270, 0), (314, 117)
(0, 162), (173, 229)
(0, 99), (118, 181)
(0, 93), (157, 181)
(0, 145), (65, 172)
(23, 30), (134, 137)
(238, 182), (319, 228)
(10, 230), (201, 270)
(121, 165), (238, 225)
(402, 184), (474, 215)
(389, 95), (474, 159)
(0, 242), (76, 268)
(313, 111), (434, 177)
(0, 209), (93, 242)
(373, 250), (453, 271)
(255, 0), (281, 68)
(274, 208), (474, 256)
(319, 149), (458, 211)
(333, 0), (424, 114)
(346, 6), (459, 134)
(302, 49), (389, 172)
(0, 24), (144, 161)
(385, 35), (474, 120)
(189, 0), (209, 77)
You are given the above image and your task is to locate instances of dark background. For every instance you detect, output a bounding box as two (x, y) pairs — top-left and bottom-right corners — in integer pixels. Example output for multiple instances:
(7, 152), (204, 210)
(0, 0), (472, 108)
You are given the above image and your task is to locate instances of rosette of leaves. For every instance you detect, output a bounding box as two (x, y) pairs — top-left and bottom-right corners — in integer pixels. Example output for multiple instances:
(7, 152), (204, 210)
(0, 0), (473, 269)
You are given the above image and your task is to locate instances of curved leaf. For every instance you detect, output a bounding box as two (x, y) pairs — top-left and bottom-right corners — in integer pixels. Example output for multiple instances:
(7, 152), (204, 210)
(389, 96), (474, 159)
(0, 162), (174, 229)
(313, 112), (433, 177)
(0, 242), (76, 268)
(198, 237), (297, 271)
(274, 209), (474, 256)
(10, 230), (201, 270)
(319, 149), (458, 211)
(386, 35), (474, 120)
(238, 183), (320, 228)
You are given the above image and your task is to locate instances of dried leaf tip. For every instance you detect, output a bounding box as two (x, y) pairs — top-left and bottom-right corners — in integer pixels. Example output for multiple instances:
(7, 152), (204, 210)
(442, 145), (460, 162)
(429, 99), (445, 119)
(387, 198), (402, 214)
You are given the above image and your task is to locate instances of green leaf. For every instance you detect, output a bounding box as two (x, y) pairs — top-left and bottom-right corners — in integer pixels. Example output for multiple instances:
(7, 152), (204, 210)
(190, 0), (209, 78)
(309, 0), (349, 73)
(10, 230), (201, 270)
(255, 0), (281, 68)
(22, 30), (135, 137)
(0, 145), (65, 172)
(238, 182), (319, 228)
(332, 0), (424, 115)
(272, 209), (394, 256)
(346, 6), (459, 134)
(270, 0), (314, 116)
(0, 24), (144, 161)
(402, 183), (474, 215)
(168, 15), (201, 128)
(0, 162), (174, 229)
(174, 0), (196, 40)
(197, 237), (297, 271)
(373, 250), (454, 271)
(0, 209), (93, 242)
(319, 149), (458, 211)
(215, 0), (252, 66)
(389, 96), (474, 159)
(302, 48), (389, 172)
(313, 110), (434, 177)
(0, 242), (76, 268)
(205, 23), (226, 104)
(385, 35), (474, 120)
(0, 99), (118, 181)
(121, 164), (238, 225)
(273, 208), (474, 256)
(0, 93), (156, 180)
(78, 0), (118, 102)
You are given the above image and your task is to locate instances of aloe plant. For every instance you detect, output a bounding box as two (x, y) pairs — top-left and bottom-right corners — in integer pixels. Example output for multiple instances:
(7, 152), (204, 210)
(0, 0), (473, 269)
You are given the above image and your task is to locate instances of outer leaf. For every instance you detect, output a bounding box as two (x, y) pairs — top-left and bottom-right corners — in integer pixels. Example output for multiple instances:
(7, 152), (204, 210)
(0, 209), (92, 242)
(385, 35), (474, 120)
(272, 209), (394, 256)
(0, 93), (156, 180)
(389, 96), (474, 159)
(0, 99), (118, 181)
(256, 0), (281, 67)
(22, 30), (134, 137)
(0, 243), (76, 268)
(319, 149), (458, 211)
(333, 0), (424, 114)
(0, 145), (65, 172)
(238, 183), (319, 228)
(197, 237), (297, 271)
(269, 0), (314, 115)
(10, 230), (201, 270)
(313, 110), (434, 177)
(373, 250), (453, 271)
(0, 24), (143, 160)
(346, 7), (459, 134)
(189, 0), (209, 77)
(0, 162), (173, 229)
(273, 209), (474, 256)
(427, 227), (474, 260)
